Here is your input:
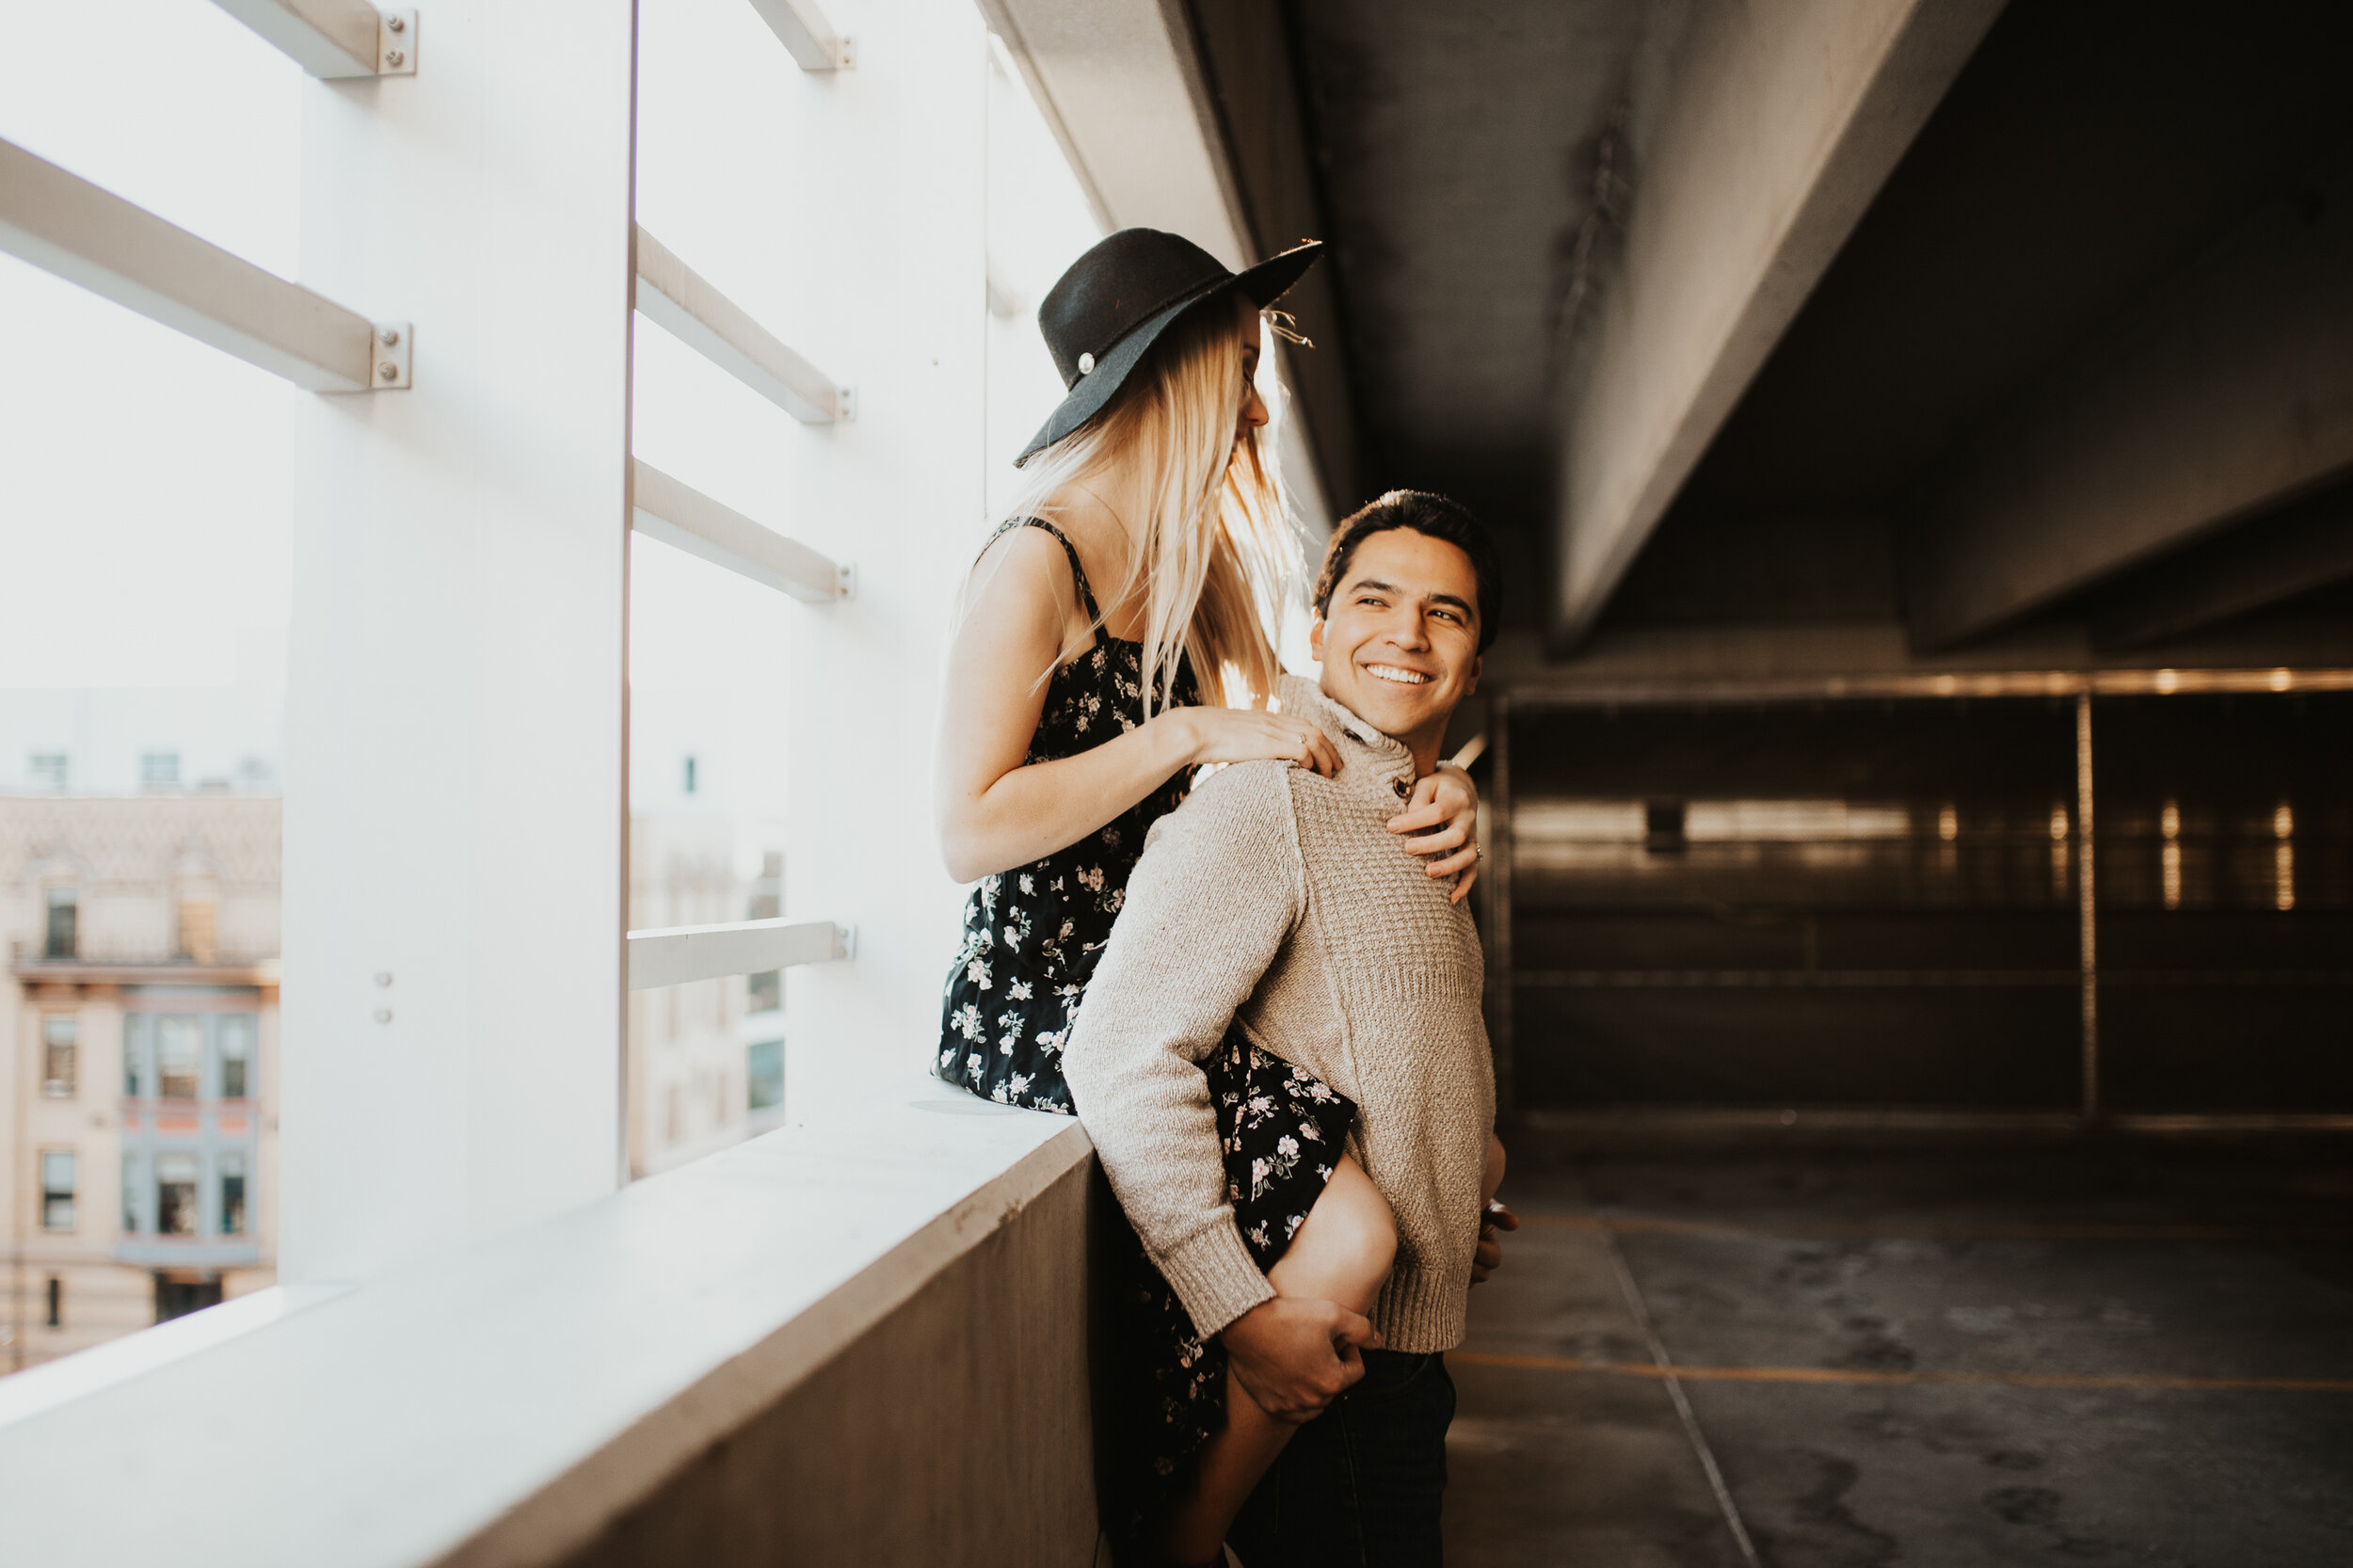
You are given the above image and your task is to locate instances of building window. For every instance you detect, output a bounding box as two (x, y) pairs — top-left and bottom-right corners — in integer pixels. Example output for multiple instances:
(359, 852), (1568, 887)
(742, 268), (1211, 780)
(682, 754), (698, 794)
(123, 1152), (139, 1233)
(156, 1016), (201, 1099)
(140, 750), (180, 787)
(218, 1015), (254, 1098)
(43, 886), (77, 959)
(154, 1274), (222, 1324)
(218, 1151), (248, 1236)
(28, 753), (67, 790)
(40, 1150), (76, 1231)
(45, 1277), (62, 1329)
(747, 1038), (784, 1112)
(41, 1016), (78, 1096)
(155, 1151), (200, 1236)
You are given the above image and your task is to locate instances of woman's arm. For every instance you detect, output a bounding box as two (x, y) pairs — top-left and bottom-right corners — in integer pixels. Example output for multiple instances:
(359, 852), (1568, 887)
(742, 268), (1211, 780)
(934, 528), (1340, 883)
(1386, 762), (1484, 904)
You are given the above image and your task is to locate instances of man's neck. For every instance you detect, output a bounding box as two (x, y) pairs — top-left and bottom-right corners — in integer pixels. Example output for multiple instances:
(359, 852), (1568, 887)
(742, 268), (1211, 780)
(1397, 724), (1449, 776)
(1308, 677), (1452, 775)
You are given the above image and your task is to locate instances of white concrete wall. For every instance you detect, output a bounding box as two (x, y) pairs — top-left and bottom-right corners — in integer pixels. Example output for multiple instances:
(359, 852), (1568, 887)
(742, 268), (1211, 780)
(280, 3), (637, 1282)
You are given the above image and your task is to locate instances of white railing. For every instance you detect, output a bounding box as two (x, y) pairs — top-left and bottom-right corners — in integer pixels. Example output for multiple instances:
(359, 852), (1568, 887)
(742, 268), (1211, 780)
(208, 0), (418, 78)
(747, 0), (856, 72)
(632, 226), (854, 424)
(0, 136), (408, 392)
(626, 918), (854, 992)
(630, 459), (854, 604)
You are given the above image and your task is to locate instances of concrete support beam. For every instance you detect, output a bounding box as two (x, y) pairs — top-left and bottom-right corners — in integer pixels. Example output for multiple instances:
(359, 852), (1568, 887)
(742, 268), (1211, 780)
(2089, 476), (2353, 648)
(1900, 155), (2353, 648)
(975, 0), (1345, 525)
(1552, 0), (2006, 648)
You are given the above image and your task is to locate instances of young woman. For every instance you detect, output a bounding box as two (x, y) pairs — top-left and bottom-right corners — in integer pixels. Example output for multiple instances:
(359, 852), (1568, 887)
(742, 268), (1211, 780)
(930, 230), (1481, 1563)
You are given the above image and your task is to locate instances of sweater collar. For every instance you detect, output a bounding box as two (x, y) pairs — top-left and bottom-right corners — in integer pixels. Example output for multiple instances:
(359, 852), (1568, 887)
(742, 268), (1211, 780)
(1279, 673), (1421, 796)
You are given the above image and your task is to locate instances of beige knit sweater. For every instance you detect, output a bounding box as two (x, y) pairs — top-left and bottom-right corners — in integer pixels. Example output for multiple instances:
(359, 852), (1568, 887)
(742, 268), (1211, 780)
(1065, 675), (1496, 1353)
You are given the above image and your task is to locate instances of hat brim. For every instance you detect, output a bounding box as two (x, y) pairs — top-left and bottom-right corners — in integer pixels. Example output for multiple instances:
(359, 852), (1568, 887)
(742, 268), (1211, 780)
(1014, 240), (1323, 467)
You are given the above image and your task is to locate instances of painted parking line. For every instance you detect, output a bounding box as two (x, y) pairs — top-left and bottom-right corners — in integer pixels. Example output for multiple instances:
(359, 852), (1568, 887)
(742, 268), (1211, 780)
(1512, 1212), (2353, 1243)
(1449, 1350), (2353, 1394)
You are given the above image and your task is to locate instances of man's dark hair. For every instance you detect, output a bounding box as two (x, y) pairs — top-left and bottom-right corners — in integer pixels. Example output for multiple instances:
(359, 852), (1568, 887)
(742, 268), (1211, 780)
(1312, 489), (1502, 652)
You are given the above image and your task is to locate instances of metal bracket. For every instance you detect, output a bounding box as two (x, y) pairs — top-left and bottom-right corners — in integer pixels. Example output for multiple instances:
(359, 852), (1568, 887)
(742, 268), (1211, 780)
(835, 562), (857, 600)
(834, 923), (858, 960)
(834, 35), (857, 70)
(376, 9), (418, 74)
(371, 321), (411, 389)
(836, 385), (857, 422)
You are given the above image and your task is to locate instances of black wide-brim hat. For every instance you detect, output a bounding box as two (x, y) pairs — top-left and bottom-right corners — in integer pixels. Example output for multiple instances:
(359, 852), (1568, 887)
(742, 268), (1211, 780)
(1016, 228), (1323, 466)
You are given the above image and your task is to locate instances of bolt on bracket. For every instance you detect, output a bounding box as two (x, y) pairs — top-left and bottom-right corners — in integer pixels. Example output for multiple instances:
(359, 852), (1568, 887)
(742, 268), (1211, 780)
(377, 9), (418, 74)
(372, 321), (411, 389)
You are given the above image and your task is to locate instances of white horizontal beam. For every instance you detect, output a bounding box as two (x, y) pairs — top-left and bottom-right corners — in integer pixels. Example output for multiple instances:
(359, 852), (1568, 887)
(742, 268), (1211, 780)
(747, 0), (855, 71)
(626, 918), (853, 992)
(632, 226), (850, 424)
(209, 0), (417, 79)
(0, 136), (406, 392)
(631, 460), (852, 603)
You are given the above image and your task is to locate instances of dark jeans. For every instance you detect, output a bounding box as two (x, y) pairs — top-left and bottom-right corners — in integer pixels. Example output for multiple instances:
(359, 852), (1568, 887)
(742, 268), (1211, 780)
(1226, 1350), (1455, 1568)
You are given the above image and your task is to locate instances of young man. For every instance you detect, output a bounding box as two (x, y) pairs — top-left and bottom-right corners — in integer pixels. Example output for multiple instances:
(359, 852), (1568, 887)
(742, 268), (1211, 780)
(1067, 490), (1511, 1566)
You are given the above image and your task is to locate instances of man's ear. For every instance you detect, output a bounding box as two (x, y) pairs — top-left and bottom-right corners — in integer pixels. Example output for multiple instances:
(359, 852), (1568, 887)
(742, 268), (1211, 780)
(1307, 611), (1326, 663)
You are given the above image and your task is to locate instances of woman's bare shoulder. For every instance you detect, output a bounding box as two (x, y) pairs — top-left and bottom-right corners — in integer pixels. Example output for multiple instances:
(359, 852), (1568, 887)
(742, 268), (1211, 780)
(964, 521), (1078, 622)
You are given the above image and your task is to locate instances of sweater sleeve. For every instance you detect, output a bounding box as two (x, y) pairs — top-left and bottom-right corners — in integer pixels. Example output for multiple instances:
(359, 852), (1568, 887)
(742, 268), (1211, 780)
(1065, 762), (1305, 1340)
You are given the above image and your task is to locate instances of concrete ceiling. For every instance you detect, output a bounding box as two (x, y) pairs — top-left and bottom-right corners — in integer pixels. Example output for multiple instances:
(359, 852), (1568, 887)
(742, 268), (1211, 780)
(1673, 0), (2353, 516)
(1288, 0), (1651, 476)
(1278, 0), (2353, 655)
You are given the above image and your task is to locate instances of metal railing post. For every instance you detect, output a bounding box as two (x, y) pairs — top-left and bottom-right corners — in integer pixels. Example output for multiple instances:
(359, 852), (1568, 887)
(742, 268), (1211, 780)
(2076, 689), (2100, 1122)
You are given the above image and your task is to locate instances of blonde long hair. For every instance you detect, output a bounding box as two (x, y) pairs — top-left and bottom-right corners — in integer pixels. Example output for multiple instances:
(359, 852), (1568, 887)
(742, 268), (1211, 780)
(1004, 299), (1297, 713)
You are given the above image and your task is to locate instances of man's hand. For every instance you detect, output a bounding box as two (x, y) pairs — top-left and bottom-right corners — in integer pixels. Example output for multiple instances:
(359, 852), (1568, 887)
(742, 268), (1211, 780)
(1470, 1201), (1520, 1285)
(1221, 1296), (1382, 1424)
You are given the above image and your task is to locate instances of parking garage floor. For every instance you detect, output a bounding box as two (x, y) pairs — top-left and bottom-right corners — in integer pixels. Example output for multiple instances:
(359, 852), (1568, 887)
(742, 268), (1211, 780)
(1447, 1138), (2353, 1566)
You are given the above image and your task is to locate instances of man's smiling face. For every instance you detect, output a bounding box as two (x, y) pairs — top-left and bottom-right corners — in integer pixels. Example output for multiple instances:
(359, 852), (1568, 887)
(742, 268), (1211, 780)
(1310, 528), (1482, 768)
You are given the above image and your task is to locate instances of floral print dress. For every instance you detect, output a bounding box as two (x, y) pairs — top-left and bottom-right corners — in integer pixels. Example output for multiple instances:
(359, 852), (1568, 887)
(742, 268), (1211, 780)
(934, 517), (1198, 1112)
(931, 517), (1357, 1546)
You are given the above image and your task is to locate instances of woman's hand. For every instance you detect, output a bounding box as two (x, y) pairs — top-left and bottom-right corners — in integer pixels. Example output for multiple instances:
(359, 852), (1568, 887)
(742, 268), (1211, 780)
(1166, 706), (1342, 778)
(1386, 761), (1481, 904)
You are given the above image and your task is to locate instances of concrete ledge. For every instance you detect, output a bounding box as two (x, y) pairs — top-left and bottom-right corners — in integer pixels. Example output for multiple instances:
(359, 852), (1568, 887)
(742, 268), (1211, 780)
(0, 1076), (1096, 1568)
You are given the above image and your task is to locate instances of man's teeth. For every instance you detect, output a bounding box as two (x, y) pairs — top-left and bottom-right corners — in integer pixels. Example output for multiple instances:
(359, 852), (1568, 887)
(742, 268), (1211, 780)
(1367, 664), (1429, 685)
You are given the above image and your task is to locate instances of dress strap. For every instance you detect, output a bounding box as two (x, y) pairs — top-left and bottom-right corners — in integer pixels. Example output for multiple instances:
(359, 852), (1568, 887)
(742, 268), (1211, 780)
(990, 516), (1106, 629)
